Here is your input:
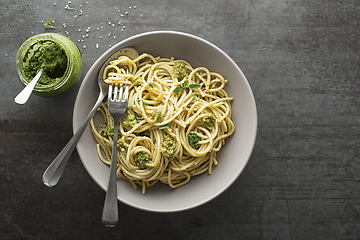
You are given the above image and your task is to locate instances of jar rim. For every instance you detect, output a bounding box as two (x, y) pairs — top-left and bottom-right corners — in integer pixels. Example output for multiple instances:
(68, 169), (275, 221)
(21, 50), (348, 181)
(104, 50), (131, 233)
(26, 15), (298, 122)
(16, 33), (72, 91)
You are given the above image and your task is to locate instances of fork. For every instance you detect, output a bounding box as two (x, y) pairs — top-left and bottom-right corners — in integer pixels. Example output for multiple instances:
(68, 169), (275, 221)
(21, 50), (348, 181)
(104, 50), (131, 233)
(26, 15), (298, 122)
(102, 84), (129, 227)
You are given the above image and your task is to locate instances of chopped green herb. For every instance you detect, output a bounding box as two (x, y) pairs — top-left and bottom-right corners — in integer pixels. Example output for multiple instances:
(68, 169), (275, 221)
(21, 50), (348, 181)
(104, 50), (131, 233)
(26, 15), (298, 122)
(159, 124), (170, 130)
(173, 85), (183, 93)
(193, 95), (200, 101)
(188, 132), (200, 147)
(189, 84), (201, 90)
(142, 102), (149, 107)
(44, 17), (55, 29)
(137, 99), (141, 102)
(107, 128), (114, 133)
(128, 104), (133, 108)
(174, 82), (201, 93)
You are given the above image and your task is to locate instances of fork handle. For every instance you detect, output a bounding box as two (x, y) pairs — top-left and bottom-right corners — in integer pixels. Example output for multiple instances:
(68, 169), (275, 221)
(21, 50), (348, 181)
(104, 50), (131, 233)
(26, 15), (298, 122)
(102, 117), (120, 227)
(42, 91), (106, 187)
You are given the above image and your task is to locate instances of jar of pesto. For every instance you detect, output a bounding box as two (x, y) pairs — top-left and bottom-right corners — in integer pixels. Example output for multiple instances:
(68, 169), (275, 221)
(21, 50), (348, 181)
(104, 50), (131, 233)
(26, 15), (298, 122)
(16, 33), (83, 97)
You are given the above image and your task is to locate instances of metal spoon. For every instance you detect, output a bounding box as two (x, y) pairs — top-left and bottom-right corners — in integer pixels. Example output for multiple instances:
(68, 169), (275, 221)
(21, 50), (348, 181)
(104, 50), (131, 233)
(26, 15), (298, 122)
(15, 68), (45, 104)
(42, 47), (138, 187)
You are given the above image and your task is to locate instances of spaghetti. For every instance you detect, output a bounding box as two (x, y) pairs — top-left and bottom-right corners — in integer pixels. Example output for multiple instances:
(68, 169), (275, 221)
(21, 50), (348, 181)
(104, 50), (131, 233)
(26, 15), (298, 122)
(90, 52), (235, 194)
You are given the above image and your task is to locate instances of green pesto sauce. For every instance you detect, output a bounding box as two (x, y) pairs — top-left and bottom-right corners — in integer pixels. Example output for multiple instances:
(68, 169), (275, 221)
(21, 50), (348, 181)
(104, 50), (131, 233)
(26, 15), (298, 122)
(121, 109), (138, 130)
(117, 136), (127, 152)
(133, 76), (144, 86)
(134, 152), (155, 169)
(22, 40), (67, 87)
(151, 109), (163, 122)
(163, 134), (177, 158)
(147, 82), (156, 88)
(100, 123), (114, 139)
(200, 113), (216, 127)
(173, 61), (187, 80)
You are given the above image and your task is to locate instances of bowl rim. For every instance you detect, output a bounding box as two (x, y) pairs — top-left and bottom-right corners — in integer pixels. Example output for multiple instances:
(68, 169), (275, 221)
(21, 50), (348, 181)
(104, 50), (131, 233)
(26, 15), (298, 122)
(74, 30), (257, 212)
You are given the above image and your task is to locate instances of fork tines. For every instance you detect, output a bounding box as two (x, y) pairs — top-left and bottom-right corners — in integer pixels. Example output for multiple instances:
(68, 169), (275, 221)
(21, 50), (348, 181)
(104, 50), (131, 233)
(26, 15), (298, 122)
(108, 84), (129, 102)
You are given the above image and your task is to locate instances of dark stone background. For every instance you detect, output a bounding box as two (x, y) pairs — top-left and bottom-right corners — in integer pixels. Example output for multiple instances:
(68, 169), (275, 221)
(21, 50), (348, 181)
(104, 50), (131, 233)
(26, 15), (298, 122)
(1, 0), (360, 239)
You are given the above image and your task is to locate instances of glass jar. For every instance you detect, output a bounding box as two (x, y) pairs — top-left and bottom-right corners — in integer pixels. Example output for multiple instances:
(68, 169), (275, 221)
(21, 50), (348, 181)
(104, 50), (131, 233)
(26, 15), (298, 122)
(15, 33), (83, 97)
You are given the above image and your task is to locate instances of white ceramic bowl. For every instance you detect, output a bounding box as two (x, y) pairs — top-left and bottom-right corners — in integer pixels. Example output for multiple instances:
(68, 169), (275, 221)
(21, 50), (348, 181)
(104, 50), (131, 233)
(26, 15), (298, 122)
(73, 31), (257, 212)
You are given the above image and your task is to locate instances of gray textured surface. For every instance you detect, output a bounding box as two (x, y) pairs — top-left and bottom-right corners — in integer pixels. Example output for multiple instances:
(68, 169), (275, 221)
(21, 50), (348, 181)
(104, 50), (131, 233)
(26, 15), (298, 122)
(1, 0), (360, 239)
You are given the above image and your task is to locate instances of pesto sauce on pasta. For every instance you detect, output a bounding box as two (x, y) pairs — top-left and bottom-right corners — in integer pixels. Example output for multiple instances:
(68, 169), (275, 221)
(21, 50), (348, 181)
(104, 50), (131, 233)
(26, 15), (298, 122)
(90, 53), (235, 194)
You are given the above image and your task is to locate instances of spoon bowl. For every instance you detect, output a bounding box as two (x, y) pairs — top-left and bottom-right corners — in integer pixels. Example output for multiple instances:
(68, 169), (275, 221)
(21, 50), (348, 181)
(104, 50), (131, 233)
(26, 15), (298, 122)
(14, 68), (45, 104)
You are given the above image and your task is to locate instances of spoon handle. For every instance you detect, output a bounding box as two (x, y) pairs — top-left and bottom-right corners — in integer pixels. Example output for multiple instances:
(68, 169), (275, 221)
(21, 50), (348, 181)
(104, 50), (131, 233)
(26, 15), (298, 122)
(15, 68), (45, 104)
(42, 91), (106, 187)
